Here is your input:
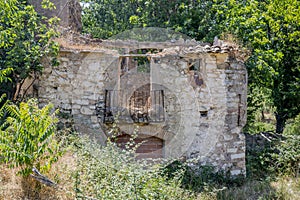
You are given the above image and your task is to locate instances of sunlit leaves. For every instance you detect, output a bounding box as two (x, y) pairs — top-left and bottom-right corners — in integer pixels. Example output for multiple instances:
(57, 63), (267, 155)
(222, 0), (300, 132)
(0, 99), (60, 176)
(80, 0), (227, 41)
(0, 0), (59, 100)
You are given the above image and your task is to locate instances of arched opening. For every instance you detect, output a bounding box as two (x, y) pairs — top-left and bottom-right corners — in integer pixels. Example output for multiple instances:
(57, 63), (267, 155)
(113, 134), (164, 159)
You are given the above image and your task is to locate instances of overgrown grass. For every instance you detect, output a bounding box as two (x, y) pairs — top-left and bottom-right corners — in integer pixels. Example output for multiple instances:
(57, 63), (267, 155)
(1, 138), (300, 199)
(71, 135), (195, 200)
(0, 111), (299, 199)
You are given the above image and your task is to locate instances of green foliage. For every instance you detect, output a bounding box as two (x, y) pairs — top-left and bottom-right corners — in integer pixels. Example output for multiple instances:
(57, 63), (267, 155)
(222, 0), (300, 132)
(246, 122), (275, 134)
(0, 0), (59, 100)
(72, 135), (195, 200)
(245, 114), (300, 177)
(81, 0), (139, 39)
(283, 113), (300, 136)
(273, 134), (300, 176)
(273, 114), (300, 176)
(163, 160), (244, 194)
(0, 99), (61, 176)
(244, 86), (275, 133)
(80, 0), (224, 41)
(0, 68), (12, 83)
(246, 140), (276, 179)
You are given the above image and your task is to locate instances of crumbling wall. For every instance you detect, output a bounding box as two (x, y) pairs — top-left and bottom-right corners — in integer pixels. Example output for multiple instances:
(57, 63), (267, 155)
(38, 41), (247, 175)
(39, 50), (117, 144)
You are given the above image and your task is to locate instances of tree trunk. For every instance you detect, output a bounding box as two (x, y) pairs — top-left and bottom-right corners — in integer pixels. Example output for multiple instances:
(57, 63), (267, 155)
(275, 113), (285, 134)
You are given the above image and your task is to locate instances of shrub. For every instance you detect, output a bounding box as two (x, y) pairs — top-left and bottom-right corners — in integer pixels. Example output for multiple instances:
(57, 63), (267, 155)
(0, 99), (61, 176)
(270, 113), (300, 176)
(273, 134), (300, 176)
(283, 113), (300, 136)
(72, 135), (195, 200)
(246, 140), (276, 179)
(163, 160), (244, 194)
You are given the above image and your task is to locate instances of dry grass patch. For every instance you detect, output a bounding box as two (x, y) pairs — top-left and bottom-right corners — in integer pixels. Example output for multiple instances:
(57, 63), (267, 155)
(0, 152), (76, 200)
(217, 178), (300, 200)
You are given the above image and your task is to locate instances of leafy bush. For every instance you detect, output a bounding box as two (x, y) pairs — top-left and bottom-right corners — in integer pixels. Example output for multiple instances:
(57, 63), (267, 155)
(245, 86), (275, 134)
(0, 0), (59, 100)
(0, 68), (12, 83)
(72, 135), (195, 200)
(270, 114), (300, 176)
(0, 99), (61, 176)
(245, 114), (300, 177)
(163, 160), (244, 194)
(246, 146), (275, 179)
(283, 113), (300, 136)
(273, 134), (300, 176)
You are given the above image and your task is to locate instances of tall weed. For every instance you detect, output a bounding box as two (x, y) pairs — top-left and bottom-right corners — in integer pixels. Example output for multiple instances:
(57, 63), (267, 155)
(72, 135), (195, 200)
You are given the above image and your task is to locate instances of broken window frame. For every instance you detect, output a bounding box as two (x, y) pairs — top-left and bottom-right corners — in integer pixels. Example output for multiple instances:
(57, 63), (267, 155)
(97, 51), (166, 124)
(98, 89), (165, 124)
(187, 58), (201, 71)
(120, 49), (161, 76)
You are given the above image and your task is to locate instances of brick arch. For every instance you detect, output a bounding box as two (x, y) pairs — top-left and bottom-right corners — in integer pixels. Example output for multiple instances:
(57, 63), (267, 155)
(113, 134), (163, 159)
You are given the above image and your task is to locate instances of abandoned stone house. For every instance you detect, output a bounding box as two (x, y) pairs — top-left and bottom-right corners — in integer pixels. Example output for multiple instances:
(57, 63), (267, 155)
(28, 0), (248, 175)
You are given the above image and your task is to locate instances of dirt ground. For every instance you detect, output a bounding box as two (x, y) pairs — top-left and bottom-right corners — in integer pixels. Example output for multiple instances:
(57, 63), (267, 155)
(0, 152), (76, 200)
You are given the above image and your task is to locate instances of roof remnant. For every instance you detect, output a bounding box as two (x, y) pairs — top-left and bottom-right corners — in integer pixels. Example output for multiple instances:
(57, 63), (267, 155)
(55, 30), (249, 61)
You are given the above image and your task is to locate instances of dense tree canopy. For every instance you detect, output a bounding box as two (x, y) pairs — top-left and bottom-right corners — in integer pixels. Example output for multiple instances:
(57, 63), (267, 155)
(224, 0), (300, 132)
(0, 0), (59, 101)
(81, 0), (224, 41)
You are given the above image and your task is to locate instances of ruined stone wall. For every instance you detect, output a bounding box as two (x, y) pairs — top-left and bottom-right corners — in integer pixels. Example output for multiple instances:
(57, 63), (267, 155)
(150, 50), (247, 175)
(38, 43), (247, 175)
(39, 50), (118, 144)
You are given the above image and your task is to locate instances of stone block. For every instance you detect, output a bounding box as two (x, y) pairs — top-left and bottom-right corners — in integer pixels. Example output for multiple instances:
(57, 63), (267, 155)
(80, 106), (94, 115)
(230, 153), (244, 160)
(230, 169), (242, 176)
(206, 63), (216, 70)
(72, 104), (81, 109)
(72, 109), (80, 115)
(227, 148), (238, 153)
(91, 116), (98, 123)
(73, 99), (89, 105)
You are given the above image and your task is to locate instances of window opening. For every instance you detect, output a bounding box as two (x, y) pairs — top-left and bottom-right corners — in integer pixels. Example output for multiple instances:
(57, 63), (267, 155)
(150, 90), (165, 122)
(103, 90), (114, 123)
(188, 59), (201, 71)
(120, 49), (162, 76)
(97, 88), (165, 124)
(199, 106), (208, 118)
(200, 111), (208, 117)
(129, 86), (150, 124)
(136, 56), (150, 73)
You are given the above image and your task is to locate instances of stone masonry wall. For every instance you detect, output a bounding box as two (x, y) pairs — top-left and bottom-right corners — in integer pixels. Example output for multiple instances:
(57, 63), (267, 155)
(38, 42), (247, 175)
